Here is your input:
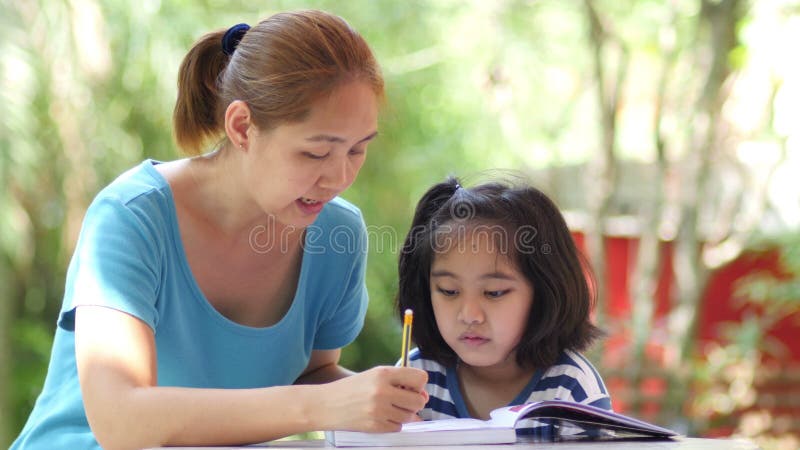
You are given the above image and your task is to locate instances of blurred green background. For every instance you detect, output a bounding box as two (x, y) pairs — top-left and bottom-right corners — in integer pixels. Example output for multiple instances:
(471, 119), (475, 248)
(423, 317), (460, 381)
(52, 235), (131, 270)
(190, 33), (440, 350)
(2, 1), (799, 449)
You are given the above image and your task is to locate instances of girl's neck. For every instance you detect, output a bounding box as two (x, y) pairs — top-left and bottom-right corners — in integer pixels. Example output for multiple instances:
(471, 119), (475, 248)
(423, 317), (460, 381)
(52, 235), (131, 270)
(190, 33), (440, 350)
(456, 357), (533, 386)
(456, 358), (536, 420)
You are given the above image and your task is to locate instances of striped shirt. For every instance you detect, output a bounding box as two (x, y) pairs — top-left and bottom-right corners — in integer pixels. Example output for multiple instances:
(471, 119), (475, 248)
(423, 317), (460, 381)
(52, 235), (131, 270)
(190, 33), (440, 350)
(405, 348), (612, 441)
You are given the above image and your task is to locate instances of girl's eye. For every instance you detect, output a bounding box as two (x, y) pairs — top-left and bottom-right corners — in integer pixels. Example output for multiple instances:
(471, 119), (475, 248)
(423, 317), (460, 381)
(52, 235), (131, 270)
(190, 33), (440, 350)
(436, 287), (458, 297)
(485, 289), (510, 299)
(304, 151), (329, 160)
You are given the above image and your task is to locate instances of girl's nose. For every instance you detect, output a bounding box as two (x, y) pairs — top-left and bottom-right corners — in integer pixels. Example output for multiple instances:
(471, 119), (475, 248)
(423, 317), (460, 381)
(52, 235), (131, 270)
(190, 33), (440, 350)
(458, 296), (484, 325)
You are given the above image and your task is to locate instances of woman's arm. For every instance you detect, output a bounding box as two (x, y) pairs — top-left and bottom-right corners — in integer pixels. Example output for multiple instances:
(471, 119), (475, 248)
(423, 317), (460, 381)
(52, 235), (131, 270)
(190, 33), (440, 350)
(76, 306), (428, 450)
(295, 349), (354, 384)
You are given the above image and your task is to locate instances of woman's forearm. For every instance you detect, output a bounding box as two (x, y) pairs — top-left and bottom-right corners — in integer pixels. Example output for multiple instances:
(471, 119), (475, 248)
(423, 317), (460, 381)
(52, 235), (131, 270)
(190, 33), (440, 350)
(92, 383), (325, 450)
(296, 362), (354, 384)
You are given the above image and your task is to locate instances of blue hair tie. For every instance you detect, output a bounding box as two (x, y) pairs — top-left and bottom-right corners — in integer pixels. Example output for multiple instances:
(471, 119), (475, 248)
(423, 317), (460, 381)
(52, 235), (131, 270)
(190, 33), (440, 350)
(221, 23), (250, 56)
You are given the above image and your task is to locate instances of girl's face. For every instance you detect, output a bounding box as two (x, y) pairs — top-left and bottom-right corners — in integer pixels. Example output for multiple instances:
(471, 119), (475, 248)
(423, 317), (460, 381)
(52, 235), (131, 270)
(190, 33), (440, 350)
(242, 81), (379, 228)
(429, 230), (534, 370)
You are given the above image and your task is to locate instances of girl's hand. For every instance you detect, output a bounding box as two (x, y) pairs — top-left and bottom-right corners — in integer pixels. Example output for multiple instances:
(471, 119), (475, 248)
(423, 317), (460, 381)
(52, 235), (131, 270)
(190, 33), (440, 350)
(320, 366), (428, 432)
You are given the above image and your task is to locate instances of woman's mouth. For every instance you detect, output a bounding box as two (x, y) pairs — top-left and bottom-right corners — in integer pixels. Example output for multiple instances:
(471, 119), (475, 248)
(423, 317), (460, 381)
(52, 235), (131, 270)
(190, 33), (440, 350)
(296, 197), (325, 215)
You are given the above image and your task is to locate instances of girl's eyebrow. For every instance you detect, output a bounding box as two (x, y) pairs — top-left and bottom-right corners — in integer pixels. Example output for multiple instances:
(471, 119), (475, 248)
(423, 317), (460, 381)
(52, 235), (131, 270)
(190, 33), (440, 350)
(430, 270), (458, 279)
(430, 270), (516, 281)
(480, 271), (516, 281)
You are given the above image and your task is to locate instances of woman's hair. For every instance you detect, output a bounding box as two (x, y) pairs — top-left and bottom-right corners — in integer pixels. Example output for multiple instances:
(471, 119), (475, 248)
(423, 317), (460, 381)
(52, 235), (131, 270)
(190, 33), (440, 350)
(173, 10), (384, 154)
(396, 176), (603, 369)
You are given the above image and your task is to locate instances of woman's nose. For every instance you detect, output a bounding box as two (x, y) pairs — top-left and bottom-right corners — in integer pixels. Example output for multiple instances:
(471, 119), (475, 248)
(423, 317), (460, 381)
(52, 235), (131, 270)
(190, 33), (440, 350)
(318, 154), (353, 192)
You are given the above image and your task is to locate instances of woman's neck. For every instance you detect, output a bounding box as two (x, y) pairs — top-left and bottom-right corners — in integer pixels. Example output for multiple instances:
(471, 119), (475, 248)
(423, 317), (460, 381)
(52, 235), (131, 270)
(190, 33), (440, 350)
(161, 148), (301, 249)
(188, 149), (260, 233)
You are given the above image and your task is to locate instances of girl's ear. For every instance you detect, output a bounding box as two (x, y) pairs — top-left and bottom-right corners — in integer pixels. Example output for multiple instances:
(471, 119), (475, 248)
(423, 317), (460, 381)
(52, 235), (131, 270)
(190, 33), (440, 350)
(224, 100), (252, 151)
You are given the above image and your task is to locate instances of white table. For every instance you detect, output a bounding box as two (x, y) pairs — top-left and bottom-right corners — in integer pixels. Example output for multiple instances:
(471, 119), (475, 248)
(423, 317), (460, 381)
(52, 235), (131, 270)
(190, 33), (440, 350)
(150, 437), (761, 449)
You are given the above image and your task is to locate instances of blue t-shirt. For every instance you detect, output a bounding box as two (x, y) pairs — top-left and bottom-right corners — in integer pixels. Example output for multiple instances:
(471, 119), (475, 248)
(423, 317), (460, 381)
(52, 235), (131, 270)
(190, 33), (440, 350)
(11, 160), (369, 450)
(405, 348), (612, 440)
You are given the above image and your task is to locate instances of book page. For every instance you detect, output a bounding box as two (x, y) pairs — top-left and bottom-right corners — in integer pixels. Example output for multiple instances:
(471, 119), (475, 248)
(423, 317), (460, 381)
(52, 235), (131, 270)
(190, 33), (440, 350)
(401, 417), (505, 432)
(488, 400), (678, 438)
(326, 417), (517, 447)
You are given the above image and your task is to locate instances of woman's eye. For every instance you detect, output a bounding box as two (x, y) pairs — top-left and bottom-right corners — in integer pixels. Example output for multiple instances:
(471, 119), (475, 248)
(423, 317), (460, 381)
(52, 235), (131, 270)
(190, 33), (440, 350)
(304, 151), (329, 160)
(436, 287), (458, 297)
(485, 289), (510, 299)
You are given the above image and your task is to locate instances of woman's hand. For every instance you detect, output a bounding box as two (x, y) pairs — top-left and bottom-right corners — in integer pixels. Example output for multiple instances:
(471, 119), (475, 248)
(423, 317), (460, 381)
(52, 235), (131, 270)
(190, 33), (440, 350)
(317, 366), (428, 432)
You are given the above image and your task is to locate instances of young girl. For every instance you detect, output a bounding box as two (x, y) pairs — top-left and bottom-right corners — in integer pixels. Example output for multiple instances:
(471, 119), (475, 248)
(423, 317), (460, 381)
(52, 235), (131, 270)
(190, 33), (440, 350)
(11, 10), (427, 450)
(396, 176), (611, 439)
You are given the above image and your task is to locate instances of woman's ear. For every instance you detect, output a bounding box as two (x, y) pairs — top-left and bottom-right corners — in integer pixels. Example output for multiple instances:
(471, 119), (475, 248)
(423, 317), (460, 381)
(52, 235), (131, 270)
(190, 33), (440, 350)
(224, 100), (252, 151)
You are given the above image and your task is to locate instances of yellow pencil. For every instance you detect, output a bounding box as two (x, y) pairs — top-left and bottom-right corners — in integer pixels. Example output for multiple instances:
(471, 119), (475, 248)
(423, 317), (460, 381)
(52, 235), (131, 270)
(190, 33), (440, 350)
(401, 309), (414, 367)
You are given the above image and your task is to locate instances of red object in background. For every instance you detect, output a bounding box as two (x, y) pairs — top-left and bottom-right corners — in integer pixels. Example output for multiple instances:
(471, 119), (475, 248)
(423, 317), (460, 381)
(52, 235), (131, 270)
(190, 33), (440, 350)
(699, 250), (799, 361)
(571, 232), (799, 361)
(571, 232), (800, 435)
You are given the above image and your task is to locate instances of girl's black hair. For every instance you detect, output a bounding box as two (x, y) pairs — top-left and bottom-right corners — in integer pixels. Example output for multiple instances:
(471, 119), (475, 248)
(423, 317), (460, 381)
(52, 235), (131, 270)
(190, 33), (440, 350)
(396, 176), (604, 369)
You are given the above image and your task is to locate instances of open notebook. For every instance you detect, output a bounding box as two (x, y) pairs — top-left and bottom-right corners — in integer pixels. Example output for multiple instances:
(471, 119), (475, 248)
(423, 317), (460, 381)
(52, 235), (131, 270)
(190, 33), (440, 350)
(324, 399), (679, 447)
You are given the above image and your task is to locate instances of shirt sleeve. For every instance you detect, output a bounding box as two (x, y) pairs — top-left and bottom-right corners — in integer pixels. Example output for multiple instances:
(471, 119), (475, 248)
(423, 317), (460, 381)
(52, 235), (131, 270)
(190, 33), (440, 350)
(562, 351), (612, 410)
(58, 195), (162, 332)
(312, 215), (369, 350)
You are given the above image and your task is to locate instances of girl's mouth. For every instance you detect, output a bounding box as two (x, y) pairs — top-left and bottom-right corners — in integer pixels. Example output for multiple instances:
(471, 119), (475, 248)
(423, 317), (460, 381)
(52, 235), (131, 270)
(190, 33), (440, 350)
(459, 333), (490, 346)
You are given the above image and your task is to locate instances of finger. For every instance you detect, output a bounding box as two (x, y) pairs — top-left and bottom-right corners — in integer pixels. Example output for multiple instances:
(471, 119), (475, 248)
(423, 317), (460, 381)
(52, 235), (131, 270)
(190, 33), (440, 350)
(365, 414), (402, 433)
(384, 406), (421, 428)
(368, 403), (410, 431)
(404, 367), (429, 387)
(398, 384), (429, 406)
(406, 414), (423, 423)
(412, 383), (430, 405)
(391, 386), (429, 413)
(383, 366), (428, 389)
(389, 368), (428, 393)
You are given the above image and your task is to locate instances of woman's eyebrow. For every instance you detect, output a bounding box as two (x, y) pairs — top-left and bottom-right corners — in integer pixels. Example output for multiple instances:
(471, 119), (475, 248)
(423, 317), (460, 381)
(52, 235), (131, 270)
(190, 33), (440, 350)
(306, 134), (346, 143)
(305, 131), (378, 144)
(359, 131), (379, 143)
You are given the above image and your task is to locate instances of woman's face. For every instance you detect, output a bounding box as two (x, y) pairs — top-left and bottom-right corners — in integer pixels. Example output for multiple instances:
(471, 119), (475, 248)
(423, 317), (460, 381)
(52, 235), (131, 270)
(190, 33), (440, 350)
(242, 81), (379, 228)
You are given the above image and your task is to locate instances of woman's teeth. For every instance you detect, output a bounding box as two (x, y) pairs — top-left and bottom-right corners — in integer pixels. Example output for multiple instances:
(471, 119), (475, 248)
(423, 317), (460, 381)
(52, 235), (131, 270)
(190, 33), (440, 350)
(301, 197), (320, 205)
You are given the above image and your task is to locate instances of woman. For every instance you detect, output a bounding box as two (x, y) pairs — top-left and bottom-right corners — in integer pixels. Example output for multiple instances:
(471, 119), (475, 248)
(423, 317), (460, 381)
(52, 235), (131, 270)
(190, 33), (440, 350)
(11, 10), (427, 450)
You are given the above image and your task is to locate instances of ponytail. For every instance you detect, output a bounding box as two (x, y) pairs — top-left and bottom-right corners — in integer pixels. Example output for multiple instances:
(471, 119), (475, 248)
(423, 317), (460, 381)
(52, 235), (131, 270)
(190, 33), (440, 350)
(395, 177), (462, 365)
(173, 30), (232, 155)
(399, 177), (460, 263)
(406, 177), (461, 237)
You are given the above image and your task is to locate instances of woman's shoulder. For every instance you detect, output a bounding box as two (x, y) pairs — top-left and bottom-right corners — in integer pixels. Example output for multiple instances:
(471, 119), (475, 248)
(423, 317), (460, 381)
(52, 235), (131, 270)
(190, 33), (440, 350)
(318, 196), (364, 225)
(307, 197), (367, 246)
(92, 159), (171, 208)
(80, 160), (175, 236)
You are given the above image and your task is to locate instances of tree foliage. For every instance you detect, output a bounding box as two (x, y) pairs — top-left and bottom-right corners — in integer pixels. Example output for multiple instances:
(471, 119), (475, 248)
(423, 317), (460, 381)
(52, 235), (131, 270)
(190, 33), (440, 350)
(2, 1), (798, 449)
